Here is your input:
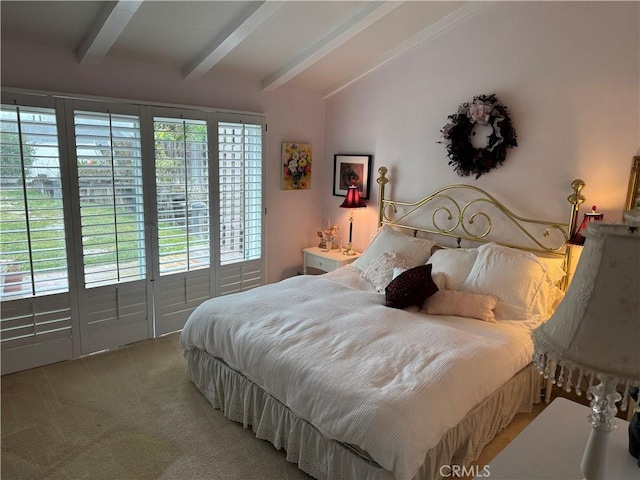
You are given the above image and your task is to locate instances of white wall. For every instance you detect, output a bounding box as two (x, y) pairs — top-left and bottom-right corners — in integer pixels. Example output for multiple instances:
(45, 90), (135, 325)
(323, 1), (640, 252)
(1, 39), (326, 282)
(2, 1), (639, 279)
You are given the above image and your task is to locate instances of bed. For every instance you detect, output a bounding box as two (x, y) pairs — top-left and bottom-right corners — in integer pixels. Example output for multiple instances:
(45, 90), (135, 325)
(180, 167), (585, 480)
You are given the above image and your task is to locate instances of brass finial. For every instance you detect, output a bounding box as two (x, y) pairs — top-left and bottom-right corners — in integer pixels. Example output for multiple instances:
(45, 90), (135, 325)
(568, 179), (586, 206)
(377, 166), (388, 185)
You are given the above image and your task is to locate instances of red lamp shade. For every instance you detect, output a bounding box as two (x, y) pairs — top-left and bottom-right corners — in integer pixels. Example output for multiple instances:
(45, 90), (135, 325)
(570, 205), (604, 245)
(339, 185), (366, 255)
(339, 185), (366, 209)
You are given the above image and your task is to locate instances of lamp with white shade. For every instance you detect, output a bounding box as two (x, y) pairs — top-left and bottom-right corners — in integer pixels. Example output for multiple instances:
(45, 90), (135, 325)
(533, 222), (639, 480)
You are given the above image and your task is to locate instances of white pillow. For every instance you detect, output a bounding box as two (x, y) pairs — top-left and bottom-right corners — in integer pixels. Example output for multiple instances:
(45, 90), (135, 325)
(536, 256), (567, 316)
(458, 243), (552, 320)
(547, 285), (565, 316)
(392, 266), (409, 280)
(360, 251), (414, 292)
(352, 225), (436, 272)
(536, 256), (567, 284)
(426, 248), (478, 290)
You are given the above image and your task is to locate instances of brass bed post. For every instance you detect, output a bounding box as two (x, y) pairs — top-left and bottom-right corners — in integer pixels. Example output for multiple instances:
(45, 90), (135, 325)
(564, 179), (586, 291)
(377, 166), (389, 228)
(543, 178), (586, 404)
(567, 179), (586, 239)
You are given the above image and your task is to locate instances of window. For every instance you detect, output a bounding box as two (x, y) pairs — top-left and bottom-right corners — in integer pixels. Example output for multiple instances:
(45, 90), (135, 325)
(74, 110), (145, 288)
(0, 104), (68, 299)
(219, 121), (262, 265)
(1, 91), (266, 374)
(154, 117), (210, 275)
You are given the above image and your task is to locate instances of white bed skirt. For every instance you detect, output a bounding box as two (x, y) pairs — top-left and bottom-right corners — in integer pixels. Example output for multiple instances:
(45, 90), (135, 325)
(185, 348), (542, 480)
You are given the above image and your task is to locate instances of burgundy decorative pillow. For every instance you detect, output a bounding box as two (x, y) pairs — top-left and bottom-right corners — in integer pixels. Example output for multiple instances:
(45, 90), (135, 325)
(385, 264), (439, 309)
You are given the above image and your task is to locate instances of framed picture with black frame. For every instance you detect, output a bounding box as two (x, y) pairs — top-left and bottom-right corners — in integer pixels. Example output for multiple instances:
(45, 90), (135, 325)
(333, 154), (372, 199)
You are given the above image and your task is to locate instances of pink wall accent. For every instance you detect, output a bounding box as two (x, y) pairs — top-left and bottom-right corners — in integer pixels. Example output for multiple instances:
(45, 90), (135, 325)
(1, 39), (326, 282)
(323, 2), (640, 252)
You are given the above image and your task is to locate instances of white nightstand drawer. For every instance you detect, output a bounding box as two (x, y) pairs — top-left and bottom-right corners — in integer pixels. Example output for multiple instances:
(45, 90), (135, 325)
(306, 253), (337, 271)
(302, 247), (360, 274)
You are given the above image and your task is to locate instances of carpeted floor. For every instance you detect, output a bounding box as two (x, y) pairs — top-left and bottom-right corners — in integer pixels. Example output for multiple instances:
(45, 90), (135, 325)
(1, 333), (548, 480)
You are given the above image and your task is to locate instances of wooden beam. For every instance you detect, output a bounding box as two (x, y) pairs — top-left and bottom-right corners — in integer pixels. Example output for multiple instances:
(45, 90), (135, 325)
(77, 1), (143, 65)
(184, 1), (283, 81)
(261, 1), (401, 92)
(322, 2), (488, 99)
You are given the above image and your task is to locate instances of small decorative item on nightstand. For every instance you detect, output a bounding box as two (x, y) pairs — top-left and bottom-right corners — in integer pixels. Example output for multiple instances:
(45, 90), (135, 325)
(317, 219), (339, 251)
(569, 205), (604, 245)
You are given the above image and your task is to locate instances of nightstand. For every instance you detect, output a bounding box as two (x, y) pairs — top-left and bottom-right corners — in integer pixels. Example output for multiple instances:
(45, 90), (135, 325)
(482, 397), (638, 479)
(302, 247), (360, 274)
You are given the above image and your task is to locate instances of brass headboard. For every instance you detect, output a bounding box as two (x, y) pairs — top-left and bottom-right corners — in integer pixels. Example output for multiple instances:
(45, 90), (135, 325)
(376, 167), (586, 284)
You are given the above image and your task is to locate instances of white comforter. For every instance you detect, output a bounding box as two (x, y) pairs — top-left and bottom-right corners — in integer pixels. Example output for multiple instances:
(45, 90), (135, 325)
(180, 267), (534, 480)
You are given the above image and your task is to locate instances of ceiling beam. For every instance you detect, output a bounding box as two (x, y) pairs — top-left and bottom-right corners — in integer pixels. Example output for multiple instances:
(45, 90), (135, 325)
(261, 1), (402, 92)
(184, 1), (284, 81)
(322, 2), (488, 99)
(77, 0), (143, 65)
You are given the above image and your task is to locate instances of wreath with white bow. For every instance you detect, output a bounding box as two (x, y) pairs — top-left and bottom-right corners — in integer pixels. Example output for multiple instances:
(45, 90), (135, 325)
(440, 94), (517, 179)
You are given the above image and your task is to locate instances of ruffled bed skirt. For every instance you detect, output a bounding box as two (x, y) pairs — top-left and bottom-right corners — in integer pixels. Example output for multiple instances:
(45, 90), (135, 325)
(185, 348), (541, 480)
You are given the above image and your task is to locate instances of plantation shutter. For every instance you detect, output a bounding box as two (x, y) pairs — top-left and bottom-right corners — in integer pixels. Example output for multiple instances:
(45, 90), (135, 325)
(72, 107), (150, 354)
(74, 110), (146, 287)
(217, 119), (264, 295)
(154, 116), (210, 275)
(1, 91), (267, 373)
(153, 114), (212, 335)
(0, 101), (75, 373)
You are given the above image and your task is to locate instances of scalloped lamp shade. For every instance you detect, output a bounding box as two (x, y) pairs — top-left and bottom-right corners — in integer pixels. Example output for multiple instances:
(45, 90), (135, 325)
(534, 223), (639, 386)
(533, 223), (640, 480)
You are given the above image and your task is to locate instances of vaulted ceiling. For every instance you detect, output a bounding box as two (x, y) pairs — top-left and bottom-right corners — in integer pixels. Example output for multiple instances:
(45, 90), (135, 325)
(1, 1), (483, 98)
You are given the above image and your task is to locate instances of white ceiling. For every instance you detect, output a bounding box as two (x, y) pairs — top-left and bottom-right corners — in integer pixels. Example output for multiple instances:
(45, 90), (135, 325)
(1, 1), (483, 98)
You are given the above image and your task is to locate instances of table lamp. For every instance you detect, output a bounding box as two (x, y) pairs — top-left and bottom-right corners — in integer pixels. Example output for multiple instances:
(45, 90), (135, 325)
(569, 205), (604, 245)
(533, 222), (640, 480)
(339, 184), (366, 255)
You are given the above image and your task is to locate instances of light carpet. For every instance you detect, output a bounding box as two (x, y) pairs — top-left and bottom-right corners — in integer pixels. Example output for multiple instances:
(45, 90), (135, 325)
(1, 333), (547, 480)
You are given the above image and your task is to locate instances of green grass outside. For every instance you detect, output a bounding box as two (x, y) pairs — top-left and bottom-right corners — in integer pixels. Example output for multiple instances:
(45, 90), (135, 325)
(0, 188), (205, 273)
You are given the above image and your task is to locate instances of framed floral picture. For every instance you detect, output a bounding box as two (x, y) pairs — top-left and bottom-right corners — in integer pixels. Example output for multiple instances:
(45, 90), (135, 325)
(333, 154), (372, 198)
(282, 142), (312, 190)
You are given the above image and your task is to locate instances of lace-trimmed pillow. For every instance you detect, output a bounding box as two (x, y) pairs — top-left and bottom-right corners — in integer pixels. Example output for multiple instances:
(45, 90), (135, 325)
(360, 251), (414, 292)
(421, 290), (498, 322)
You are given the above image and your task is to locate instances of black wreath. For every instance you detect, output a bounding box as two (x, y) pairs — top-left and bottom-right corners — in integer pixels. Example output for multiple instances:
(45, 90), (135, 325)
(440, 94), (517, 179)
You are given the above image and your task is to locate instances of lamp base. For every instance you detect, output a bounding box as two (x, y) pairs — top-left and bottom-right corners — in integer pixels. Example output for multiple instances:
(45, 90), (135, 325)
(580, 377), (621, 480)
(343, 243), (357, 256)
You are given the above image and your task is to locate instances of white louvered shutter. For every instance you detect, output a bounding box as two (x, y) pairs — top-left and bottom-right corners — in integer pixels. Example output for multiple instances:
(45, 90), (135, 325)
(0, 103), (74, 373)
(217, 120), (264, 295)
